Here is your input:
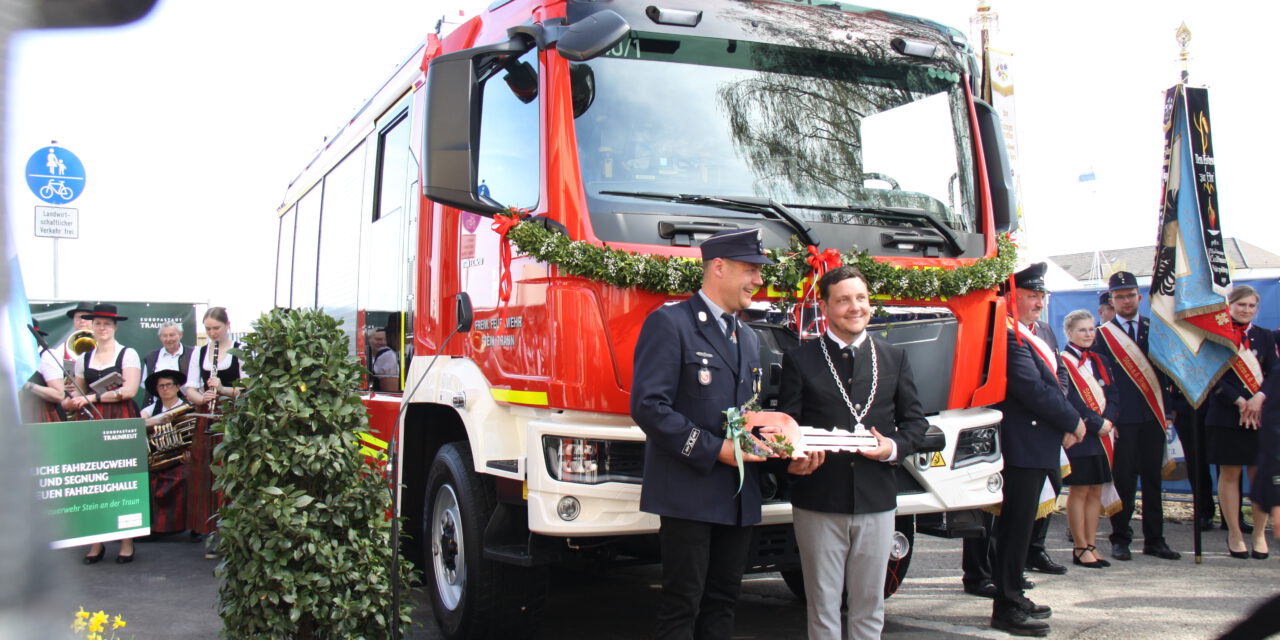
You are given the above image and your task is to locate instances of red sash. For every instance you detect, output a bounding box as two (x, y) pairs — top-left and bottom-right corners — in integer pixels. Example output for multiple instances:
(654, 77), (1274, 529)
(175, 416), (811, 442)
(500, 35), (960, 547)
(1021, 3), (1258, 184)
(1008, 317), (1057, 373)
(1061, 351), (1115, 467)
(1098, 322), (1167, 431)
(1231, 328), (1263, 394)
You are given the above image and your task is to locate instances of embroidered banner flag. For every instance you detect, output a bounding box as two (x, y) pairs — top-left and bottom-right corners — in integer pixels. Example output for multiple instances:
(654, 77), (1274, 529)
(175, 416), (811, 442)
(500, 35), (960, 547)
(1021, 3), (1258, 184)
(1148, 84), (1236, 407)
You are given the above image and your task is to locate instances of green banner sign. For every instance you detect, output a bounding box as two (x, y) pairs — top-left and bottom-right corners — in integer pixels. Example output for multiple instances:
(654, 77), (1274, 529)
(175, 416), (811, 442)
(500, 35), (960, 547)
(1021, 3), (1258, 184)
(30, 418), (151, 548)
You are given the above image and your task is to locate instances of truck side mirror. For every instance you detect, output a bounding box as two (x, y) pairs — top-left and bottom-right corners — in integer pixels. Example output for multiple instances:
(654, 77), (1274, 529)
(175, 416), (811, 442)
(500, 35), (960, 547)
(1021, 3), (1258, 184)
(424, 12), (629, 215)
(455, 293), (473, 333)
(973, 99), (1018, 234)
(424, 38), (531, 216)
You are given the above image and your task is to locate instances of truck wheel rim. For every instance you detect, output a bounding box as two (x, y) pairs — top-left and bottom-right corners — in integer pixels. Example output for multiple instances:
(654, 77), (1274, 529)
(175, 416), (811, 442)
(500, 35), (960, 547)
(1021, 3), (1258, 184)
(431, 484), (465, 610)
(889, 530), (911, 561)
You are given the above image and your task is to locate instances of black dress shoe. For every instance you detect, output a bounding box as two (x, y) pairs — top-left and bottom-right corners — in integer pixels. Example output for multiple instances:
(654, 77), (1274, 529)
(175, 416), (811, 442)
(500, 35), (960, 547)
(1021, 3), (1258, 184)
(1112, 542), (1132, 561)
(115, 551), (135, 564)
(1197, 517), (1215, 532)
(1026, 550), (1067, 575)
(1143, 541), (1181, 560)
(82, 547), (105, 565)
(1252, 550), (1269, 560)
(1020, 601), (1052, 620)
(964, 580), (997, 598)
(1021, 576), (1036, 590)
(992, 608), (1050, 637)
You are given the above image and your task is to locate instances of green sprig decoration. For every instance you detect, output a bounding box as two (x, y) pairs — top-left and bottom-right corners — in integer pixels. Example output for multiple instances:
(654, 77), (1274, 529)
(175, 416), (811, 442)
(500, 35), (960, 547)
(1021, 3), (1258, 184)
(503, 218), (1018, 302)
(721, 395), (763, 494)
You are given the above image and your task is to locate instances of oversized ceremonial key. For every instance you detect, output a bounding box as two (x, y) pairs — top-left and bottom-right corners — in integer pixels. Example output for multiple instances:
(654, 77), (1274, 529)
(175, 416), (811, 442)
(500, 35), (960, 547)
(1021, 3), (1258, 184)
(795, 424), (879, 454)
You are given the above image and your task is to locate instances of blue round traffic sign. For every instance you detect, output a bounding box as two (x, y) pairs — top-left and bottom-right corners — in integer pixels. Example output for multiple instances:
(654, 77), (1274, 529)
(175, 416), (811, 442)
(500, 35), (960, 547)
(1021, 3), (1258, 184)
(26, 145), (86, 205)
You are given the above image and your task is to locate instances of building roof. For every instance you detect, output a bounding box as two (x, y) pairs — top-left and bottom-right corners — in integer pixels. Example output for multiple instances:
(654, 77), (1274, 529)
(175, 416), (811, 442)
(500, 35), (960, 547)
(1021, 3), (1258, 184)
(1050, 238), (1280, 283)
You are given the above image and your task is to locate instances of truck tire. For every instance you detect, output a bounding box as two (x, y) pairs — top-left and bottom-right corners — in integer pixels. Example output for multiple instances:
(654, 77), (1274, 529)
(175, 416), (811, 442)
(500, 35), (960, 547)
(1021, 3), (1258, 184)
(883, 516), (915, 598)
(424, 442), (547, 639)
(779, 516), (916, 601)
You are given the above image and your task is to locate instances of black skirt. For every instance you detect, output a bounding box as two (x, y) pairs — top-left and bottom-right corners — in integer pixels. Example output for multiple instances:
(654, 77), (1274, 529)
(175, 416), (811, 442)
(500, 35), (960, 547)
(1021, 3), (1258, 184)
(1205, 425), (1259, 466)
(1064, 453), (1112, 486)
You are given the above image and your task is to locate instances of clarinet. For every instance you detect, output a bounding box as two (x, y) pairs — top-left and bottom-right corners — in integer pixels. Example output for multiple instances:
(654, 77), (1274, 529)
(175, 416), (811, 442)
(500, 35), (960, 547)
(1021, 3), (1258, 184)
(208, 339), (220, 414)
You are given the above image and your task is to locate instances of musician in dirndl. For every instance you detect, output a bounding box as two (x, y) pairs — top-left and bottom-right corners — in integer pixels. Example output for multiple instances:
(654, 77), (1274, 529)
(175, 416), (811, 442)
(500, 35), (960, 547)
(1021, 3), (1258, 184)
(1205, 284), (1277, 559)
(182, 307), (245, 547)
(141, 369), (190, 535)
(1059, 310), (1119, 569)
(63, 303), (142, 564)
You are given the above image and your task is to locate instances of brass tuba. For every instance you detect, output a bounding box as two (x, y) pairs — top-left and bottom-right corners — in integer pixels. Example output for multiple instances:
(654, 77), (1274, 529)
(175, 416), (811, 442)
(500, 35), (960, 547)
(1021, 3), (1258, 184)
(146, 404), (197, 470)
(68, 329), (96, 355)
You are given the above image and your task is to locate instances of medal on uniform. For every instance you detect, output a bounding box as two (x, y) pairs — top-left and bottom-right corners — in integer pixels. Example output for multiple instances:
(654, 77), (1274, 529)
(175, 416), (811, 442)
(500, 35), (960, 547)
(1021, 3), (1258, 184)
(698, 311), (707, 322)
(698, 366), (712, 386)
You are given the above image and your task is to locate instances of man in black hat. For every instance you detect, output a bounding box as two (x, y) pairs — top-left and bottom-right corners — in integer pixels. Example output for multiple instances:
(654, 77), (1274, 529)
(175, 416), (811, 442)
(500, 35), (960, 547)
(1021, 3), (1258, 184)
(1098, 290), (1116, 325)
(631, 227), (781, 640)
(1093, 271), (1181, 561)
(989, 262), (1085, 637)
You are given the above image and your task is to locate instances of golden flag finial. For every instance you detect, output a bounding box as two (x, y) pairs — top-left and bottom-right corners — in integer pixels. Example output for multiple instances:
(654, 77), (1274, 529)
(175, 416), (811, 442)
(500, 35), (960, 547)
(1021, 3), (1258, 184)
(1176, 22), (1192, 84)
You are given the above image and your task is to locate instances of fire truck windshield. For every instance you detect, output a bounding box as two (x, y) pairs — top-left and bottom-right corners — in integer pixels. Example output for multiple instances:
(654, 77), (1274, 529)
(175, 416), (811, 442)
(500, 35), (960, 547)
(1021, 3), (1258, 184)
(571, 32), (979, 252)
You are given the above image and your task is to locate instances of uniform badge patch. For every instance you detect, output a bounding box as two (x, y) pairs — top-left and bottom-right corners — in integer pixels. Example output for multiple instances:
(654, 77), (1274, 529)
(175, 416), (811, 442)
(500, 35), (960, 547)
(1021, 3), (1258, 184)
(698, 367), (712, 386)
(682, 428), (701, 456)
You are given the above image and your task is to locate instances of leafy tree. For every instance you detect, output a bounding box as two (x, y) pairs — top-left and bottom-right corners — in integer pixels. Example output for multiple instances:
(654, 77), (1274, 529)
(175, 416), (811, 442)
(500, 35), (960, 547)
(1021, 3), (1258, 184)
(214, 308), (413, 639)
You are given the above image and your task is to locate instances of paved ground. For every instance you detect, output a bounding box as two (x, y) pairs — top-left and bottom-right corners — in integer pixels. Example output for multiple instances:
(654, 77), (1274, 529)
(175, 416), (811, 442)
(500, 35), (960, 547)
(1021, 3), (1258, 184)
(60, 514), (1275, 639)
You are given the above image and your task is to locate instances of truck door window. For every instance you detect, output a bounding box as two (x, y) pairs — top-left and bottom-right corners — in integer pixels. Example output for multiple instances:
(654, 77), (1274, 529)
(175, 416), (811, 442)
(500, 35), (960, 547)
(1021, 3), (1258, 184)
(375, 111), (411, 222)
(476, 48), (540, 210)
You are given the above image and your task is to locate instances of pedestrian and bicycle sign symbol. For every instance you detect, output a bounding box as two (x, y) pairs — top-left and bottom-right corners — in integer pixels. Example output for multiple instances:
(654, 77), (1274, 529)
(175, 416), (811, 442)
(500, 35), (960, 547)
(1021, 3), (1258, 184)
(26, 145), (85, 205)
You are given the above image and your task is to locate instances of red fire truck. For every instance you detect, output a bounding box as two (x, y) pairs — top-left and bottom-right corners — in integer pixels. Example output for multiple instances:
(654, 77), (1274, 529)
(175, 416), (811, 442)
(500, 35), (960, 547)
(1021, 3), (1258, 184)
(275, 1), (1017, 637)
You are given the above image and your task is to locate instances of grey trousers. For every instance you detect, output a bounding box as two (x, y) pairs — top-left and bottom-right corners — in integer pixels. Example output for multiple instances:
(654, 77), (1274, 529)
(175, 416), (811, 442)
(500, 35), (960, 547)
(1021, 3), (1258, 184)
(793, 506), (895, 640)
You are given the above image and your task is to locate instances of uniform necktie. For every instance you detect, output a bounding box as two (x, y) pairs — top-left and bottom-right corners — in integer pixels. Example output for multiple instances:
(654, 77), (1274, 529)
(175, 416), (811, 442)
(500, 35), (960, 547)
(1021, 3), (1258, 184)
(1127, 320), (1137, 341)
(722, 313), (737, 343)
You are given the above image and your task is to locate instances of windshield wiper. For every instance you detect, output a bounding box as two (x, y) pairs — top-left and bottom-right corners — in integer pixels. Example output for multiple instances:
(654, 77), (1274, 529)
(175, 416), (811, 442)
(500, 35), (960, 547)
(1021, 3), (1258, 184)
(783, 204), (962, 256)
(600, 190), (817, 248)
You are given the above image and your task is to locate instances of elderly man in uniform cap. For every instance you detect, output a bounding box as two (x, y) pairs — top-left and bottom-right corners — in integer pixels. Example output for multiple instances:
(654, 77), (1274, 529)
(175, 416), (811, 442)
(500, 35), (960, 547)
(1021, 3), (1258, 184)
(990, 262), (1085, 637)
(1093, 271), (1181, 561)
(1098, 290), (1116, 325)
(631, 227), (782, 640)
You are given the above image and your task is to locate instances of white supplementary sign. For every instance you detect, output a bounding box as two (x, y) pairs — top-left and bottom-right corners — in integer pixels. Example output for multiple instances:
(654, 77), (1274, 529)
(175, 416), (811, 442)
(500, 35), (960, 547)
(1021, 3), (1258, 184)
(34, 206), (79, 239)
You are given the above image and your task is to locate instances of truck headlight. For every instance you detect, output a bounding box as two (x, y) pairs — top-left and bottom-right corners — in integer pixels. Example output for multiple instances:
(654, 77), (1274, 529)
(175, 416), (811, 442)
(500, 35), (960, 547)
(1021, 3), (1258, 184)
(952, 424), (1000, 469)
(542, 436), (644, 485)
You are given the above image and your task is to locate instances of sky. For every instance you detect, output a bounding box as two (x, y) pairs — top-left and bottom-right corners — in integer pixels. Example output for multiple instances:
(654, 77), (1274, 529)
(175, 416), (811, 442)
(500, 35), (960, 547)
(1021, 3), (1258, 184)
(6, 0), (1277, 327)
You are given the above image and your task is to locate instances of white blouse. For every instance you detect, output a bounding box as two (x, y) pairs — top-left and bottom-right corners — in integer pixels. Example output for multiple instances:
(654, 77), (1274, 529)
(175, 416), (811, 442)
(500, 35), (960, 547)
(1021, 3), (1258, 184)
(183, 341), (246, 390)
(74, 342), (141, 379)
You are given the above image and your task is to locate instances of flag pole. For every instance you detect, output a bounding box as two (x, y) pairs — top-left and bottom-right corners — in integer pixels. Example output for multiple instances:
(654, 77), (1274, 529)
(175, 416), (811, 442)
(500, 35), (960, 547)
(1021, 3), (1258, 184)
(1175, 20), (1204, 565)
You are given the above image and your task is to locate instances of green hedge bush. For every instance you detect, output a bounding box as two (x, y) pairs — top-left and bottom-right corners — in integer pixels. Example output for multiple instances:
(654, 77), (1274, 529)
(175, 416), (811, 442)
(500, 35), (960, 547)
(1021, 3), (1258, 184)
(214, 308), (413, 639)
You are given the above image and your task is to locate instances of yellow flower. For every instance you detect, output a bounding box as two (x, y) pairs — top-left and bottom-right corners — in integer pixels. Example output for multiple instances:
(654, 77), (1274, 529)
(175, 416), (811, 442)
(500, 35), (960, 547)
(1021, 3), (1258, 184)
(300, 382), (307, 392)
(76, 607), (90, 620)
(89, 610), (108, 633)
(113, 614), (126, 629)
(87, 633), (103, 640)
(72, 618), (87, 632)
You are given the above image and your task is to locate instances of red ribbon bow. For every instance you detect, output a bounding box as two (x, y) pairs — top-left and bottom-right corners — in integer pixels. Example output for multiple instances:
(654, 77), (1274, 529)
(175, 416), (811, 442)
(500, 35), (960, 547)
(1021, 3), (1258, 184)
(492, 210), (527, 331)
(805, 245), (842, 276)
